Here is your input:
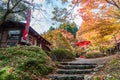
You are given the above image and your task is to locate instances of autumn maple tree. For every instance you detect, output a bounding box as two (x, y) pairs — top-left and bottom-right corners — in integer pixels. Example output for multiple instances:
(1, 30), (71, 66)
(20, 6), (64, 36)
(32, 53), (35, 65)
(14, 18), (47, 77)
(42, 29), (74, 52)
(72, 0), (120, 53)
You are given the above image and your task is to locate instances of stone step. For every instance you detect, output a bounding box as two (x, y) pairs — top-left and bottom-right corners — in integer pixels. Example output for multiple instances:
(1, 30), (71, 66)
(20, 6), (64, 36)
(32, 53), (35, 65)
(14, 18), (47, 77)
(49, 62), (98, 80)
(58, 65), (97, 69)
(60, 62), (97, 66)
(49, 74), (84, 80)
(57, 69), (93, 74)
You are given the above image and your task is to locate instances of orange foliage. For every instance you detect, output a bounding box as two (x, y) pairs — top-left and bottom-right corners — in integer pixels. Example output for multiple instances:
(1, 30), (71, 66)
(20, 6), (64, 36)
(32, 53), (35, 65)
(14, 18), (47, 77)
(72, 0), (120, 51)
(72, 0), (116, 22)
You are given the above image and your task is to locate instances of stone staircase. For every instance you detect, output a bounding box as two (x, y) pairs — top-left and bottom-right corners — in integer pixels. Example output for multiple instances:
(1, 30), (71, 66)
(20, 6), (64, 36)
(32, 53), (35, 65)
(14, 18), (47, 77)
(49, 62), (98, 80)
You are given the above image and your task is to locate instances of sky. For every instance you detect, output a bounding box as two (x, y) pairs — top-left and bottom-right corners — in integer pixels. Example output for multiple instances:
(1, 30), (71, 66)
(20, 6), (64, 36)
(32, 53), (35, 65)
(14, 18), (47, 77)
(30, 0), (83, 34)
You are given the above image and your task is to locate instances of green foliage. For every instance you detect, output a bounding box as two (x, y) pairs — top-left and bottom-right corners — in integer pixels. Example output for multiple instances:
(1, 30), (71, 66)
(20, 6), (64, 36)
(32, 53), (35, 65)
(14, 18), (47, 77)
(110, 59), (119, 67)
(105, 77), (118, 80)
(59, 22), (78, 37)
(94, 76), (100, 80)
(0, 0), (28, 22)
(105, 58), (120, 79)
(0, 7), (5, 20)
(51, 48), (75, 61)
(0, 46), (53, 80)
(84, 52), (105, 58)
(48, 26), (55, 32)
(93, 75), (119, 80)
(0, 67), (18, 80)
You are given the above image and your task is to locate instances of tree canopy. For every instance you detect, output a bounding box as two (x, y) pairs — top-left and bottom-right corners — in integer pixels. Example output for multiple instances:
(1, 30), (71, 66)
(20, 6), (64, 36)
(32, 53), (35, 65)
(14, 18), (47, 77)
(72, 0), (120, 52)
(0, 0), (30, 23)
(59, 22), (78, 37)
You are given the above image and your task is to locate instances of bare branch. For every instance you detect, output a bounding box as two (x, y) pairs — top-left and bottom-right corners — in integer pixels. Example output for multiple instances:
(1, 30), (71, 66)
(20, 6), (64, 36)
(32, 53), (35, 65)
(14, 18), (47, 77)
(7, 0), (10, 10)
(11, 0), (15, 8)
(106, 0), (120, 9)
(11, 0), (22, 10)
(22, 0), (33, 5)
(112, 0), (120, 9)
(11, 9), (26, 13)
(117, 0), (119, 3)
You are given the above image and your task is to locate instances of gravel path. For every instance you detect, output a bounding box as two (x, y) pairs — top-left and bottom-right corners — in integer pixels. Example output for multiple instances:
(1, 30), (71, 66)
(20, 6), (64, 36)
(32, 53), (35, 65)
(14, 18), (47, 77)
(69, 54), (118, 65)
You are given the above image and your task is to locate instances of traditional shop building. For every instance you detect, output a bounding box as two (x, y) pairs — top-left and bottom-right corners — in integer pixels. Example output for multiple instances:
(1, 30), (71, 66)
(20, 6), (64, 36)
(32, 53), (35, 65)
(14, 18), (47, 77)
(0, 21), (51, 51)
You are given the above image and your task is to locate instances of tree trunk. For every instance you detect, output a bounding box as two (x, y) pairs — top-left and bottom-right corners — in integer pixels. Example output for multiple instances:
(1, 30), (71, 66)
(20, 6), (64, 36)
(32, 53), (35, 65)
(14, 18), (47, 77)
(0, 11), (10, 26)
(113, 35), (120, 57)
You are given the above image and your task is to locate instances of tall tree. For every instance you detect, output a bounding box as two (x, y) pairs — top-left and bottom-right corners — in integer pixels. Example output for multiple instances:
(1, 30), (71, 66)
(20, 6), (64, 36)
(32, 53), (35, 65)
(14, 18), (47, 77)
(77, 17), (120, 52)
(71, 0), (120, 21)
(42, 29), (74, 51)
(59, 22), (78, 37)
(0, 0), (30, 25)
(48, 26), (55, 32)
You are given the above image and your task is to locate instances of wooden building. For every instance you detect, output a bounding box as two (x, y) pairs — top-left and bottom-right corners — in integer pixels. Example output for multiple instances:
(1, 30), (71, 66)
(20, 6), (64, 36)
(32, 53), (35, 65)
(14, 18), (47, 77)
(0, 21), (51, 51)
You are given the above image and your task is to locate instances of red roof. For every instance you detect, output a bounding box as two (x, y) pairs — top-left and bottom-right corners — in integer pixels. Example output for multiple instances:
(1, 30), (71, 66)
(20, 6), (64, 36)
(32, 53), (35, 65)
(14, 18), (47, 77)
(76, 41), (90, 46)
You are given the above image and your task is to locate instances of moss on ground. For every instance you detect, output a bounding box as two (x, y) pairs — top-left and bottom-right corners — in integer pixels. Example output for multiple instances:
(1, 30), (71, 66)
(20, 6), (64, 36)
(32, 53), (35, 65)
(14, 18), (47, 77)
(0, 46), (54, 80)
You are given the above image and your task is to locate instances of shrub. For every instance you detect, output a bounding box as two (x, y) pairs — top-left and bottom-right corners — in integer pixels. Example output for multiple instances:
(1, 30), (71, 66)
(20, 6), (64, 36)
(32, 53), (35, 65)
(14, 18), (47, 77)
(75, 48), (87, 57)
(76, 51), (87, 58)
(0, 67), (18, 80)
(51, 48), (75, 61)
(0, 46), (54, 80)
(84, 52), (105, 58)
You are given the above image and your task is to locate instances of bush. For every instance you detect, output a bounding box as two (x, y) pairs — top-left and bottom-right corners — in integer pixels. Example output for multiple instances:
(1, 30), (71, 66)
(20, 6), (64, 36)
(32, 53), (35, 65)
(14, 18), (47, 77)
(75, 48), (87, 57)
(51, 48), (75, 61)
(76, 51), (86, 58)
(84, 52), (105, 58)
(0, 46), (54, 80)
(0, 67), (18, 80)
